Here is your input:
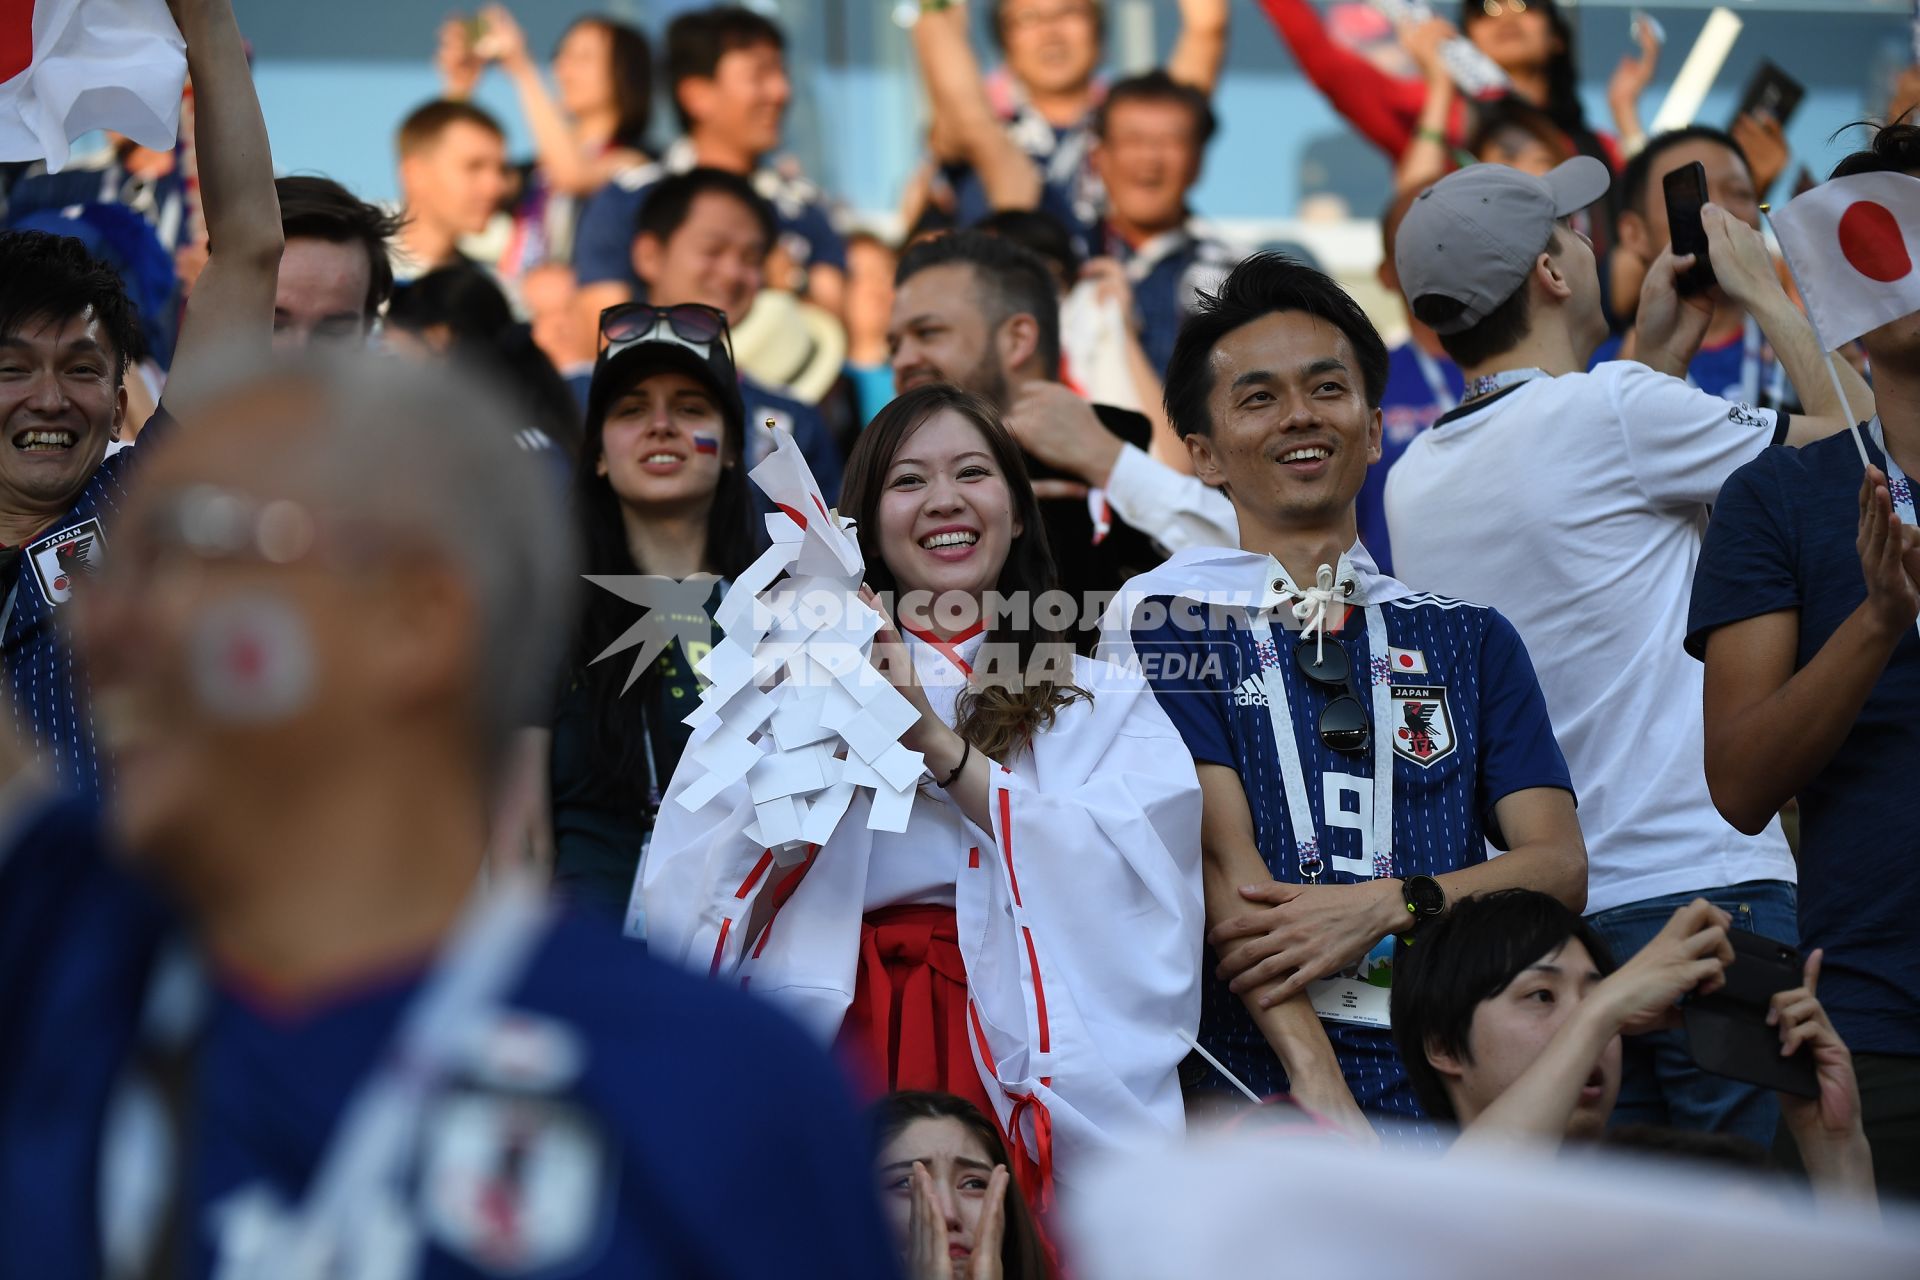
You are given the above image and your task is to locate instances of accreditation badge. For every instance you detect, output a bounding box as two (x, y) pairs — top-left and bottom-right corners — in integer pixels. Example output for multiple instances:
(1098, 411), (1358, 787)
(1308, 935), (1396, 1029)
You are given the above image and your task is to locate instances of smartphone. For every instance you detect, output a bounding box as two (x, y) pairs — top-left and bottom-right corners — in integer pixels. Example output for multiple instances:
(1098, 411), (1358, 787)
(1664, 161), (1716, 298)
(1733, 59), (1806, 128)
(1682, 929), (1819, 1100)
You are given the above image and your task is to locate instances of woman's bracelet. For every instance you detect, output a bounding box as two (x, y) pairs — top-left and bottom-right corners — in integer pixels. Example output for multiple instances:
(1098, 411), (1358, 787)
(938, 738), (972, 789)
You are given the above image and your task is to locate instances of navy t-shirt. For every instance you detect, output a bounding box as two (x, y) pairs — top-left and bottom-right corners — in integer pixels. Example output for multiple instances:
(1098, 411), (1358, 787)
(4, 408), (172, 798)
(0, 796), (900, 1278)
(573, 162), (846, 293)
(1685, 429), (1920, 1056)
(1134, 592), (1572, 1117)
(1356, 343), (1463, 576)
(1095, 221), (1238, 380)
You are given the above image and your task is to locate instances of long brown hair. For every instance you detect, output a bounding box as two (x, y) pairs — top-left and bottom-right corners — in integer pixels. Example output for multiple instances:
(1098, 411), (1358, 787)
(841, 384), (1087, 760)
(872, 1091), (1052, 1280)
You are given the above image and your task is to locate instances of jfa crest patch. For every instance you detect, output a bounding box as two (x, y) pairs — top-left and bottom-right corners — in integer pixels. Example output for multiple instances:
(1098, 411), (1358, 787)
(417, 1091), (612, 1275)
(1390, 684), (1455, 767)
(26, 518), (105, 605)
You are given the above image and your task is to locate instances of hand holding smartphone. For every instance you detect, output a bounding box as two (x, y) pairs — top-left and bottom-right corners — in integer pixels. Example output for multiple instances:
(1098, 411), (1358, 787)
(1683, 930), (1820, 1099)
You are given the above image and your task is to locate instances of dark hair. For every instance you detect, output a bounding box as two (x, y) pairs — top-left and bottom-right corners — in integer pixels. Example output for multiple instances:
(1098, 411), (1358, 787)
(562, 16), (654, 151)
(989, 0), (1104, 53)
(1465, 96), (1574, 168)
(973, 209), (1081, 294)
(1830, 118), (1920, 180)
(841, 384), (1086, 760)
(1458, 0), (1608, 171)
(568, 339), (755, 820)
(1389, 889), (1616, 1123)
(895, 231), (1062, 380)
(636, 166), (777, 251)
(665, 5), (786, 134)
(1421, 282), (1534, 368)
(1164, 252), (1389, 438)
(276, 175), (402, 323)
(396, 99), (505, 157)
(386, 266), (583, 454)
(1618, 126), (1751, 217)
(872, 1092), (1051, 1280)
(1093, 68), (1217, 149)
(0, 229), (139, 380)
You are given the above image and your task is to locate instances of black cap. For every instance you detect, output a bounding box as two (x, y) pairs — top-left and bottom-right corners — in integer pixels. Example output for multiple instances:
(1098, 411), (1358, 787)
(585, 320), (746, 443)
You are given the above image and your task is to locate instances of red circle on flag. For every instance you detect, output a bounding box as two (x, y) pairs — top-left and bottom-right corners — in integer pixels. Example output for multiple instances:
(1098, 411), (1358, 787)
(52, 576), (68, 592)
(1398, 654), (1414, 667)
(1838, 201), (1912, 284)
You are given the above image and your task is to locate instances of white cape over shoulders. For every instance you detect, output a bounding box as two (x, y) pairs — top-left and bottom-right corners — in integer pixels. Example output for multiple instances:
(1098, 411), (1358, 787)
(644, 638), (1205, 1191)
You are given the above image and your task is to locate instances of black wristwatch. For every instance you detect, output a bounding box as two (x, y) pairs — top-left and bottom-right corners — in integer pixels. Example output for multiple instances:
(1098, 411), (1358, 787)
(1400, 875), (1447, 929)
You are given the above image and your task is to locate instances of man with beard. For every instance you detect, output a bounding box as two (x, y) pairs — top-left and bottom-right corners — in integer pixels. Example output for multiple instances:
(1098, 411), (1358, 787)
(887, 230), (1235, 614)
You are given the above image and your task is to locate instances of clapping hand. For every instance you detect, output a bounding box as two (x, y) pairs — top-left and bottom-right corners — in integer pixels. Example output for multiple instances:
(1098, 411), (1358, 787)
(1856, 465), (1920, 636)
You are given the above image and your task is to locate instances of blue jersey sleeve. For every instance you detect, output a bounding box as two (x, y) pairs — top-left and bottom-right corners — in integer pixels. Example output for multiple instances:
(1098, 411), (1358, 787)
(1131, 604), (1235, 768)
(1686, 450), (1800, 660)
(573, 181), (648, 288)
(788, 200), (847, 273)
(1473, 610), (1574, 842)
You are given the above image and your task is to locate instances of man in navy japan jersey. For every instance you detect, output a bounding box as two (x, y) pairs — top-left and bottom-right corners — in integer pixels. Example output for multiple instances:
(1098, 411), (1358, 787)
(0, 356), (898, 1280)
(0, 0), (283, 799)
(1102, 254), (1585, 1130)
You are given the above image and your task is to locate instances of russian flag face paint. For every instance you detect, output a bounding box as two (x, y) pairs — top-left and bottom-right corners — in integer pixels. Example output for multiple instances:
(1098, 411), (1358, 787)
(692, 434), (720, 455)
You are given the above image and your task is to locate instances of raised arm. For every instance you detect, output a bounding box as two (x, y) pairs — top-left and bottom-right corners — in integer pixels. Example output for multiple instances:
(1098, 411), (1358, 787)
(1195, 763), (1371, 1137)
(1166, 0), (1231, 96)
(1700, 205), (1875, 440)
(911, 1), (1041, 210)
(1394, 17), (1462, 196)
(1256, 0), (1427, 158)
(163, 0), (281, 417)
(1702, 468), (1920, 833)
(482, 5), (639, 197)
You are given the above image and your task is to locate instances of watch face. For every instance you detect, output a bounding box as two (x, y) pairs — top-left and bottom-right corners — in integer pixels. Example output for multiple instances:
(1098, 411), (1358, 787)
(1408, 876), (1445, 916)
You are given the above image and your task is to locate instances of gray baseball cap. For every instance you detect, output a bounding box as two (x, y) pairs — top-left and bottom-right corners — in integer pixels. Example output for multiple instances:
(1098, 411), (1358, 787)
(1394, 157), (1612, 334)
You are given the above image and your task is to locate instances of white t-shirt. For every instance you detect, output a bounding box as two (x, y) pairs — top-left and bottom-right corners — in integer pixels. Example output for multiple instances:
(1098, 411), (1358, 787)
(1383, 361), (1796, 914)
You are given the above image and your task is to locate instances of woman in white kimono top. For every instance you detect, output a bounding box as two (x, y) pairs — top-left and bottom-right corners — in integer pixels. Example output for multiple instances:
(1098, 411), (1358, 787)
(644, 383), (1204, 1212)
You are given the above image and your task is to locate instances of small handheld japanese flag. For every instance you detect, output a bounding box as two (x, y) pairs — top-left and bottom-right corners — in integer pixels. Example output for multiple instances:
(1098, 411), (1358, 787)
(1769, 171), (1920, 350)
(0, 0), (187, 173)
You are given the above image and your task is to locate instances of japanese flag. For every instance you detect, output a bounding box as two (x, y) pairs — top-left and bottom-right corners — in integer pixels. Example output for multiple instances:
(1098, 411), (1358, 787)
(1769, 171), (1920, 350)
(0, 0), (186, 173)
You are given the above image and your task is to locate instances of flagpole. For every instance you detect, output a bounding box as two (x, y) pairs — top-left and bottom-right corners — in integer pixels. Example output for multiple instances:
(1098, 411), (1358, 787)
(1759, 203), (1874, 469)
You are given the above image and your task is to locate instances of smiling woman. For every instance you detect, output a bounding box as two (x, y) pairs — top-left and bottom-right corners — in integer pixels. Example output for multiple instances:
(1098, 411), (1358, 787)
(644, 379), (1207, 1231)
(545, 302), (757, 921)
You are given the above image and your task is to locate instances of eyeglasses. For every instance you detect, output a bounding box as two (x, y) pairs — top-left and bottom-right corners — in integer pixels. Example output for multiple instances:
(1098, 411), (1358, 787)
(1478, 0), (1530, 16)
(1003, 2), (1096, 32)
(1294, 634), (1369, 754)
(598, 302), (732, 354)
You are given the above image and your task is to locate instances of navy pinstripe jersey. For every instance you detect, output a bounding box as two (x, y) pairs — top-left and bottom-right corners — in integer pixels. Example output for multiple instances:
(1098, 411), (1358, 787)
(3, 412), (169, 798)
(1135, 590), (1573, 1120)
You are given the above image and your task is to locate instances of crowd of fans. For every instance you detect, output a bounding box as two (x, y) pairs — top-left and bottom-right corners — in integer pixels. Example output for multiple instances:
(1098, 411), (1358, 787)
(0, 0), (1915, 1275)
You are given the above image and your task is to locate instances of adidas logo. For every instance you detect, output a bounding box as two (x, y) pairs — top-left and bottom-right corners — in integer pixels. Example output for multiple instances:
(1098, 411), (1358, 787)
(1233, 674), (1268, 707)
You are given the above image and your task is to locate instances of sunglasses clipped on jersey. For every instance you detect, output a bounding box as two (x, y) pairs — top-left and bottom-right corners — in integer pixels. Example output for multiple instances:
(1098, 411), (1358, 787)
(1296, 633), (1370, 755)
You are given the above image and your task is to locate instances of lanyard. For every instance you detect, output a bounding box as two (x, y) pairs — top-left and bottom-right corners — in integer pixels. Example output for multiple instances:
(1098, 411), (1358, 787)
(1461, 366), (1549, 406)
(101, 874), (553, 1279)
(1246, 605), (1395, 883)
(1409, 344), (1457, 413)
(1868, 417), (1920, 643)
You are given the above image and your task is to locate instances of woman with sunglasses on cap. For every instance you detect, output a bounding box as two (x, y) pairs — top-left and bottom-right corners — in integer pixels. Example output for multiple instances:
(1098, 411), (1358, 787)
(546, 302), (757, 923)
(643, 383), (1204, 1213)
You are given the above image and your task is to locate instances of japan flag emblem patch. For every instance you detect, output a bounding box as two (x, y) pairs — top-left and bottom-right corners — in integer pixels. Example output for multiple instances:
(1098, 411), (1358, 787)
(418, 1091), (613, 1274)
(1390, 684), (1456, 767)
(26, 517), (105, 605)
